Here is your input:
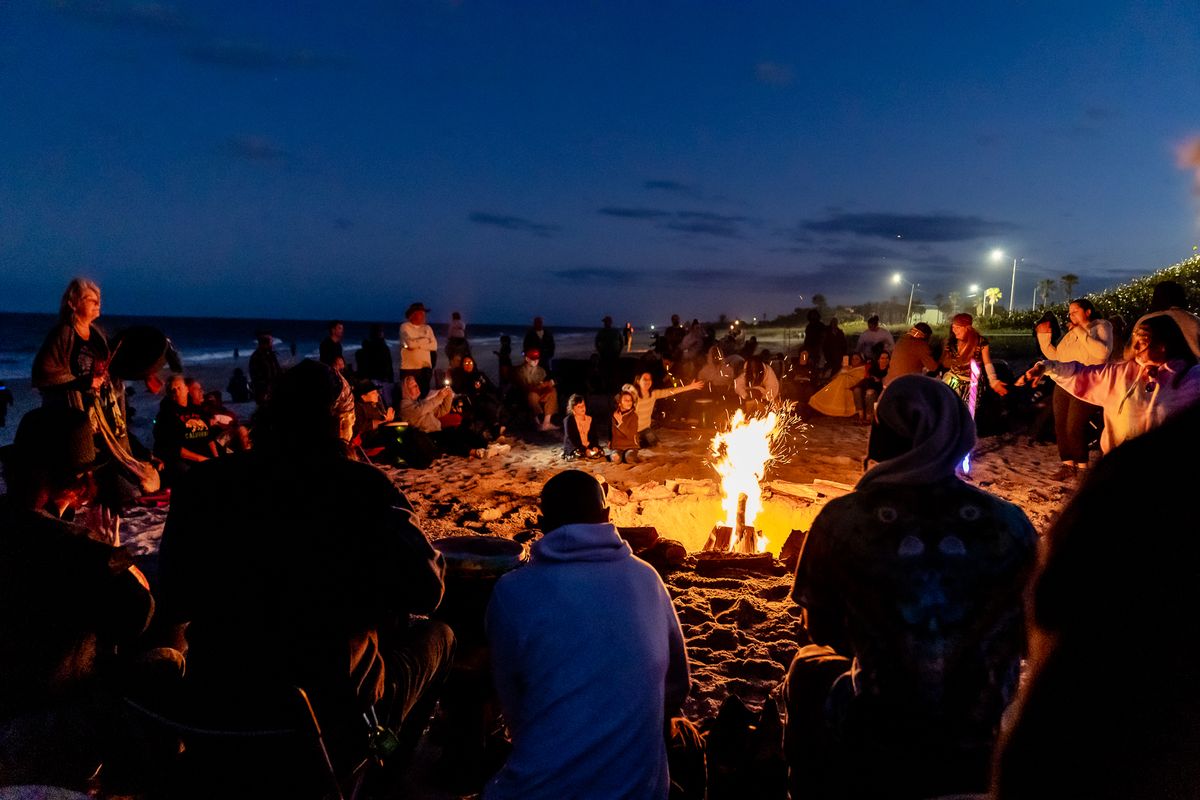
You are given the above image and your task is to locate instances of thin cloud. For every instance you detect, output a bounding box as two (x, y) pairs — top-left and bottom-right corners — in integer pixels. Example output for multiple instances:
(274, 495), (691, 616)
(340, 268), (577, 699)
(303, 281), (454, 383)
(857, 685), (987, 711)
(51, 0), (193, 32)
(644, 179), (699, 197)
(599, 207), (671, 219)
(553, 267), (641, 284)
(468, 212), (560, 238)
(755, 61), (794, 86)
(186, 41), (351, 70)
(802, 212), (1018, 242)
(222, 135), (286, 160)
(602, 207), (750, 239)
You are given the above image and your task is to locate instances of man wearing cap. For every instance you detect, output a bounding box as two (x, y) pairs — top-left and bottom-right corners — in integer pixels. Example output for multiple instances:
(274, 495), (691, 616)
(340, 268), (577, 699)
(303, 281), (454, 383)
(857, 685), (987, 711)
(0, 406), (155, 789)
(401, 302), (438, 396)
(884, 322), (939, 387)
(512, 348), (558, 431)
(485, 470), (694, 800)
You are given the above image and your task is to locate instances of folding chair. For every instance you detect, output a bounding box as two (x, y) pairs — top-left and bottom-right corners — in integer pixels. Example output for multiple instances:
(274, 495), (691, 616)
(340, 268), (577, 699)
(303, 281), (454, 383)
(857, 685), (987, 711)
(124, 682), (367, 800)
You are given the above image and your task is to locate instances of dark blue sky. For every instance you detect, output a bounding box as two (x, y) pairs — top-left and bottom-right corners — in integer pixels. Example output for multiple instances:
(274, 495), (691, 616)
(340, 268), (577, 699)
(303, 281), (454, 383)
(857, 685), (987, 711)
(2, 1), (1198, 325)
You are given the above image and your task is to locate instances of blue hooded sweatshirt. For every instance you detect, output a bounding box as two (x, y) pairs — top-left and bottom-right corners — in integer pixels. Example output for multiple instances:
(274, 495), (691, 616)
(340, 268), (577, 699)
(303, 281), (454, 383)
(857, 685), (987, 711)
(484, 522), (690, 800)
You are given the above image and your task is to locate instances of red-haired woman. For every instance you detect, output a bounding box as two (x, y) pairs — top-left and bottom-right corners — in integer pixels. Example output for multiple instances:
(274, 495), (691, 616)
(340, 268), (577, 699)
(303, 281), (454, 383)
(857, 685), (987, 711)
(941, 313), (1008, 404)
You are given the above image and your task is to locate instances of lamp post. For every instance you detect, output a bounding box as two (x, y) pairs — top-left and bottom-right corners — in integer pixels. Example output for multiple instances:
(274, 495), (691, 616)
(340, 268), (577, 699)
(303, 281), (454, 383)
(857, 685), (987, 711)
(991, 249), (1019, 313)
(892, 272), (917, 323)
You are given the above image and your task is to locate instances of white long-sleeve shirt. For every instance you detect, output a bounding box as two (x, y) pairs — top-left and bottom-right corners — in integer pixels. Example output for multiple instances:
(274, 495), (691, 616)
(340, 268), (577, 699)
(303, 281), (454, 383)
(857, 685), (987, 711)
(1037, 319), (1113, 365)
(1045, 358), (1200, 452)
(734, 364), (780, 403)
(399, 322), (437, 370)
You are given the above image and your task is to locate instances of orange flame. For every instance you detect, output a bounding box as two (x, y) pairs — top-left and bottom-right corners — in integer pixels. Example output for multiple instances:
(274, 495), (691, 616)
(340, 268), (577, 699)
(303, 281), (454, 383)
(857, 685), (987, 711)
(710, 408), (787, 552)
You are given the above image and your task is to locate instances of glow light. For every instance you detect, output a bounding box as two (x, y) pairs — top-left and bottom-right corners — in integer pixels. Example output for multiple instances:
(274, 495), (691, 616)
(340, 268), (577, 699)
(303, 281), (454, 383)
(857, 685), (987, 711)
(710, 409), (785, 553)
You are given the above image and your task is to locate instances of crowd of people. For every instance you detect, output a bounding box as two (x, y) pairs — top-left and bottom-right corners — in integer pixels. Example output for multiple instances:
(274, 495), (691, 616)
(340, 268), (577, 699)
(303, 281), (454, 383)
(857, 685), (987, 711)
(4, 276), (1200, 798)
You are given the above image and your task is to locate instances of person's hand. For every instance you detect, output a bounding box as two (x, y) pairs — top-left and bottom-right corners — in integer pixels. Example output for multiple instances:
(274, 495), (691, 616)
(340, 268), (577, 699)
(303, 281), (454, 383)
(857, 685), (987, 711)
(384, 407), (395, 422)
(84, 504), (121, 546)
(1035, 321), (1052, 335)
(440, 386), (453, 398)
(687, 380), (704, 391)
(990, 379), (1009, 397)
(1016, 361), (1048, 387)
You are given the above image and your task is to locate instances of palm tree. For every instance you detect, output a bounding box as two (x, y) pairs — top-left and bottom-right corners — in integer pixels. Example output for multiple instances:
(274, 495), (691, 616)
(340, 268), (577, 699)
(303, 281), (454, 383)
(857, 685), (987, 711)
(1037, 278), (1056, 309)
(984, 287), (1003, 316)
(1060, 274), (1080, 302)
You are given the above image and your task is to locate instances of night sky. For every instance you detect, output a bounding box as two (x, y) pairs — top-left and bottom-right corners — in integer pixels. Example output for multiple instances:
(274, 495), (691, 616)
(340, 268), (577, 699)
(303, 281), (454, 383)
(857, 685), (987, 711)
(2, 1), (1198, 326)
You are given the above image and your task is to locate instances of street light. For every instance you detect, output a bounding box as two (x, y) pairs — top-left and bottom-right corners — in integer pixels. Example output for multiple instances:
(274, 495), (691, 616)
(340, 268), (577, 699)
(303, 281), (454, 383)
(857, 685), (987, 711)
(990, 249), (1019, 313)
(892, 272), (918, 323)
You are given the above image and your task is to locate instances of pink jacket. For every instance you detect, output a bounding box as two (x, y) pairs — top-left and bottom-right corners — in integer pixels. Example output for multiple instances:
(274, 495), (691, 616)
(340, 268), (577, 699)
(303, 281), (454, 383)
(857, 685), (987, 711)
(1046, 358), (1200, 452)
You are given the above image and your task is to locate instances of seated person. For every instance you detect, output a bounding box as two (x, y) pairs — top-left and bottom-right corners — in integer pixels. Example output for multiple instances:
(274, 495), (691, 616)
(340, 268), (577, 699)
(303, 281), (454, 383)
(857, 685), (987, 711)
(633, 370), (703, 446)
(851, 350), (890, 424)
(352, 380), (394, 442)
(398, 375), (489, 458)
(0, 406), (155, 791)
(733, 356), (780, 411)
(200, 390), (250, 453)
(807, 354), (867, 418)
(609, 387), (640, 464)
(781, 375), (1036, 800)
(484, 470), (697, 800)
(153, 375), (219, 486)
(562, 393), (603, 460)
(511, 349), (558, 432)
(157, 360), (454, 779)
(450, 355), (505, 439)
(697, 346), (736, 397)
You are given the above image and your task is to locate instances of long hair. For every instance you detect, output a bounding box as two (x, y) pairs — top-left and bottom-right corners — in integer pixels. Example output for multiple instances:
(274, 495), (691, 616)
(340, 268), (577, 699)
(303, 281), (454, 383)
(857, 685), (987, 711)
(58, 277), (101, 323)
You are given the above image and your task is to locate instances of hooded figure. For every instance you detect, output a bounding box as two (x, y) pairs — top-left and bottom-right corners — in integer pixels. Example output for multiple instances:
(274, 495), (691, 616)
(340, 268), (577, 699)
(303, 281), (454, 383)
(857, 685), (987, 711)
(781, 375), (1036, 800)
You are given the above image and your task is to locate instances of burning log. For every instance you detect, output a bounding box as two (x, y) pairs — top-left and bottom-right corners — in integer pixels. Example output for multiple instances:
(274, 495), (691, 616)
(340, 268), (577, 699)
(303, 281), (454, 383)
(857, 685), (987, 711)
(704, 493), (759, 554)
(693, 551), (779, 576)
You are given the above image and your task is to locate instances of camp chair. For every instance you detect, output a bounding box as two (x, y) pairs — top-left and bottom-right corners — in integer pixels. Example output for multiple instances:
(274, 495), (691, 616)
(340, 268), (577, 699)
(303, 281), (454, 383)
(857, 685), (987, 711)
(123, 681), (367, 800)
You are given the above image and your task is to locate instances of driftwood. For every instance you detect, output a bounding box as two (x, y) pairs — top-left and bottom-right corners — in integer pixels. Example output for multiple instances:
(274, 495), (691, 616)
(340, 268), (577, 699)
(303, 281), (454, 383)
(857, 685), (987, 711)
(693, 551), (778, 576)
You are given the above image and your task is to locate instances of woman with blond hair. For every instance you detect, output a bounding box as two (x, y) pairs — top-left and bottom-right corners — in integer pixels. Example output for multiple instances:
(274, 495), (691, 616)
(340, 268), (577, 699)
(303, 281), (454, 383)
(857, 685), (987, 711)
(33, 278), (158, 508)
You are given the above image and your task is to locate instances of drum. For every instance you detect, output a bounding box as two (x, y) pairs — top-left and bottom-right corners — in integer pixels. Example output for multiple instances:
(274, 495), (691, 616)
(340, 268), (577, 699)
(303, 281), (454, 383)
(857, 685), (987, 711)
(432, 535), (527, 644)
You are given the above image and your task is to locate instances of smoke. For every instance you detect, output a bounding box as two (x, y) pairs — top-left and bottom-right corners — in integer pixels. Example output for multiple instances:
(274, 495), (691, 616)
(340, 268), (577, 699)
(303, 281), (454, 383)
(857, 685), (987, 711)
(1178, 136), (1200, 193)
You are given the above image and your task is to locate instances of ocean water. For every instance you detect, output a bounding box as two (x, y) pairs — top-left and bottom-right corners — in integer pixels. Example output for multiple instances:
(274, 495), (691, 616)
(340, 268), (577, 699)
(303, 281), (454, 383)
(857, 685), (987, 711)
(0, 312), (599, 382)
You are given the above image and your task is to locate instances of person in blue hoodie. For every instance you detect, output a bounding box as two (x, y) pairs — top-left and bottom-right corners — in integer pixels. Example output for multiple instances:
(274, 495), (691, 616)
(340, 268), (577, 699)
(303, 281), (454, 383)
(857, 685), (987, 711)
(484, 470), (699, 800)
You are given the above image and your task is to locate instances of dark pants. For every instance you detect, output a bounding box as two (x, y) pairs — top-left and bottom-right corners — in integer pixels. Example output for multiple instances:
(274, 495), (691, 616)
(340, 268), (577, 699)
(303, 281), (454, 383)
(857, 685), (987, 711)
(380, 620), (456, 757)
(1052, 385), (1098, 464)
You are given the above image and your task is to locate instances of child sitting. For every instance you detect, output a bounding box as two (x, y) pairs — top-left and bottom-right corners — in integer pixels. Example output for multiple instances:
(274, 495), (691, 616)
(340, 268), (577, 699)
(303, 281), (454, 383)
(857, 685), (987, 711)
(562, 393), (604, 460)
(609, 386), (640, 464)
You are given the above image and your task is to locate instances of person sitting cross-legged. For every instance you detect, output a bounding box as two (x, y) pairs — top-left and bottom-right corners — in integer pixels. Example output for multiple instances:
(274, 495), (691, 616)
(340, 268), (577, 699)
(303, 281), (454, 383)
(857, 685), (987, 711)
(484, 470), (703, 800)
(780, 374), (1037, 800)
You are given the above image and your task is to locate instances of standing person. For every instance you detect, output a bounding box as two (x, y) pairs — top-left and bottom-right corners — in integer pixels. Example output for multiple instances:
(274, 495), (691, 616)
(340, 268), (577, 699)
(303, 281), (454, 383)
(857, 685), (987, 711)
(494, 334), (514, 387)
(941, 313), (1007, 401)
(885, 323), (938, 386)
(32, 277), (158, 509)
(522, 317), (556, 373)
(0, 381), (14, 427)
(595, 316), (624, 392)
(623, 322), (635, 352)
(356, 324), (395, 384)
(512, 349), (558, 431)
(319, 320), (345, 367)
(782, 375), (1036, 800)
(823, 318), (848, 376)
(445, 311), (471, 368)
(855, 315), (895, 361)
(157, 360), (455, 777)
(1019, 314), (1200, 453)
(661, 314), (686, 360)
(802, 310), (827, 375)
(400, 302), (438, 395)
(248, 330), (282, 405)
(679, 320), (705, 363)
(485, 470), (695, 800)
(1035, 299), (1113, 479)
